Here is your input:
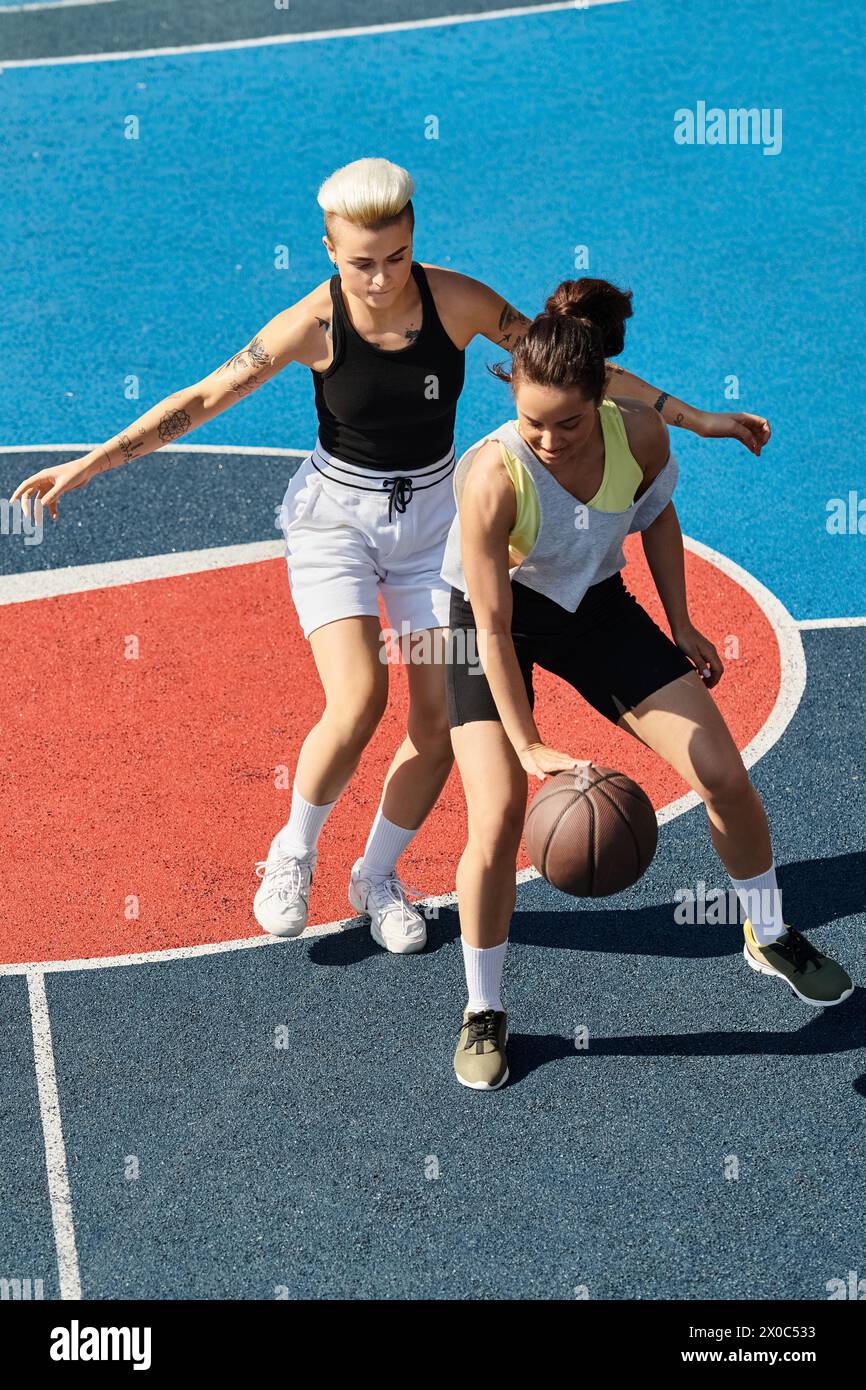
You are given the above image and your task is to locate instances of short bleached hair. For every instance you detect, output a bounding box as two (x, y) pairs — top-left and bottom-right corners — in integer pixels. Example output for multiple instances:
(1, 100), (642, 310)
(317, 158), (415, 239)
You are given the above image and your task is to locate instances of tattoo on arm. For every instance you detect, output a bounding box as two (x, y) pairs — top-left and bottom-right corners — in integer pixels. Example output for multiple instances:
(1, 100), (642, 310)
(218, 334), (277, 399)
(117, 425), (147, 464)
(99, 423), (150, 471)
(219, 335), (272, 373)
(315, 317), (332, 339)
(496, 301), (531, 348)
(653, 394), (685, 427)
(157, 408), (192, 442)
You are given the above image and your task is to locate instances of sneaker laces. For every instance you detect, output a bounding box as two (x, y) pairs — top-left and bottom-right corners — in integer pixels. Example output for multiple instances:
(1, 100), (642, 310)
(768, 927), (822, 973)
(463, 1009), (502, 1047)
(367, 873), (426, 929)
(254, 851), (313, 903)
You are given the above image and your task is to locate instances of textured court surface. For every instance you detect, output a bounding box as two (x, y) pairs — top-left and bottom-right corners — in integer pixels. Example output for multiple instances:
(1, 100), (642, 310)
(1, 0), (864, 1301)
(1, 532), (781, 964)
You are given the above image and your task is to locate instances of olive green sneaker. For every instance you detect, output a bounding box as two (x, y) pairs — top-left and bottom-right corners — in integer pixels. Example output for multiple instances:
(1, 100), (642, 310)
(743, 920), (854, 1007)
(453, 1009), (509, 1090)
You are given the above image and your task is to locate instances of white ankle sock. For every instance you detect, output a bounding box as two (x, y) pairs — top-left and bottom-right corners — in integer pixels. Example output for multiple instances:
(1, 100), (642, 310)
(729, 861), (787, 945)
(361, 810), (417, 881)
(275, 787), (337, 858)
(461, 939), (508, 1013)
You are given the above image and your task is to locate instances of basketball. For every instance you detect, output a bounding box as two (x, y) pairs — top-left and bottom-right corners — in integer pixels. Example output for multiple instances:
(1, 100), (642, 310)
(524, 765), (658, 896)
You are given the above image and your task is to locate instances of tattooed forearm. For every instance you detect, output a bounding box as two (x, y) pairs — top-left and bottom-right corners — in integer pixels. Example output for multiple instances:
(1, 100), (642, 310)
(91, 393), (199, 474)
(653, 394), (684, 426)
(97, 422), (156, 472)
(118, 426), (147, 464)
(157, 407), (192, 442)
(496, 301), (531, 348)
(218, 334), (276, 398)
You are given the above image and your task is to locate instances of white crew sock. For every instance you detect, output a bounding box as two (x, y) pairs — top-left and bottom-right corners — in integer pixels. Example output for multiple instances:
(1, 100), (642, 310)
(729, 861), (787, 945)
(461, 938), (508, 1013)
(275, 786), (337, 859)
(360, 810), (417, 881)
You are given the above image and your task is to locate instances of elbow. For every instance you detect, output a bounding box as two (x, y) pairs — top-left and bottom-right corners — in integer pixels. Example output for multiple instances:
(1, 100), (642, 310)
(189, 381), (217, 414)
(469, 607), (512, 638)
(643, 501), (676, 535)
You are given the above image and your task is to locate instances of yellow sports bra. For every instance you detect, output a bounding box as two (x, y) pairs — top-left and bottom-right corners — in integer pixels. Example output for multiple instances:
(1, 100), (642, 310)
(501, 398), (644, 565)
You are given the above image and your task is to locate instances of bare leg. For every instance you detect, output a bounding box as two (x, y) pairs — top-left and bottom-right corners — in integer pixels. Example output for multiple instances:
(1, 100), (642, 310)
(294, 616), (389, 804)
(451, 720), (527, 947)
(618, 670), (772, 878)
(377, 627), (455, 831)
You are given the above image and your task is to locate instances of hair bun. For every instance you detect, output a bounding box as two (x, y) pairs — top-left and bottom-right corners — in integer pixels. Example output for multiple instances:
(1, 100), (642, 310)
(542, 278), (634, 357)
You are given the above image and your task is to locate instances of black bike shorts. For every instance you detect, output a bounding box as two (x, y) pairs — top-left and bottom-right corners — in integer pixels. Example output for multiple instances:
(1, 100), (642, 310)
(446, 572), (695, 729)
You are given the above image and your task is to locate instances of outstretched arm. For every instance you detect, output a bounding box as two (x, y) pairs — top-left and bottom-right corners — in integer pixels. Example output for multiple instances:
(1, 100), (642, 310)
(10, 292), (328, 521)
(440, 269), (772, 458)
(604, 363), (771, 457)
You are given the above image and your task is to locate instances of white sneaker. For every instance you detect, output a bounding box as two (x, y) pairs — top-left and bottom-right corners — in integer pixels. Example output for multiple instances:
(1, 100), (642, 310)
(347, 859), (428, 954)
(253, 838), (316, 938)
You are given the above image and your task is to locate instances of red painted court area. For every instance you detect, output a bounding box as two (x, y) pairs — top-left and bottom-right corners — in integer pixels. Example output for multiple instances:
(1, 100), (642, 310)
(2, 539), (781, 965)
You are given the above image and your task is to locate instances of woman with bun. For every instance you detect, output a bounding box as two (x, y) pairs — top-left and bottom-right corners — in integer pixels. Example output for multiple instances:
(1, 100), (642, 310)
(11, 160), (771, 958)
(442, 278), (852, 1090)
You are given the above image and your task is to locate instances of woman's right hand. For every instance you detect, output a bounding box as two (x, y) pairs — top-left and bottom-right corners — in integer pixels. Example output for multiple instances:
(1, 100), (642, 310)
(518, 743), (593, 782)
(10, 454), (101, 522)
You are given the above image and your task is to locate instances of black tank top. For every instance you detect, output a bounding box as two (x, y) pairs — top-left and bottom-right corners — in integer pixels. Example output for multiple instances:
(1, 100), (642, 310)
(311, 261), (466, 470)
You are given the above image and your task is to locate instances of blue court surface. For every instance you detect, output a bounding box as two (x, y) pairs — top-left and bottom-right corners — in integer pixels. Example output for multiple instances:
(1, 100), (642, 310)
(1, 0), (865, 1304)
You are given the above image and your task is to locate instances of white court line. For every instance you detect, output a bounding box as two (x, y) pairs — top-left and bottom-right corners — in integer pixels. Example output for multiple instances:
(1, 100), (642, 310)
(1, 0), (120, 12)
(0, 540), (285, 604)
(0, 526), (836, 1307)
(26, 969), (82, 1300)
(0, 528), (809, 975)
(797, 616), (866, 629)
(0, 0), (630, 69)
(0, 442), (306, 457)
(0, 443), (302, 603)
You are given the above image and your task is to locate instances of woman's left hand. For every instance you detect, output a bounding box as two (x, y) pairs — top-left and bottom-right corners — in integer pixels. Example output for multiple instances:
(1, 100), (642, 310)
(672, 621), (724, 688)
(693, 410), (771, 457)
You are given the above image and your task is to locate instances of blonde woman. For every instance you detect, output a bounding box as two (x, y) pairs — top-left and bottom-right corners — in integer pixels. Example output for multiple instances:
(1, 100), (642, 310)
(11, 159), (771, 955)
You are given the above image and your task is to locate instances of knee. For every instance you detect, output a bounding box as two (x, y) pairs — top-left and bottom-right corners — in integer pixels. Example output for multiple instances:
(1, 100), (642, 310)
(323, 685), (388, 751)
(407, 707), (454, 763)
(468, 799), (525, 865)
(699, 756), (752, 808)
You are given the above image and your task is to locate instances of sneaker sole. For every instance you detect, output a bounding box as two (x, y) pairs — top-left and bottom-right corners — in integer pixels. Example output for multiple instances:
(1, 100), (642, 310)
(347, 882), (427, 954)
(369, 918), (427, 954)
(455, 1066), (510, 1091)
(743, 942), (854, 1007)
(253, 904), (308, 939)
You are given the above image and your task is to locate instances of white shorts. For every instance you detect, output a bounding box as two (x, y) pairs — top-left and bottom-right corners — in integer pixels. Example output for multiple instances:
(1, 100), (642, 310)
(278, 440), (457, 640)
